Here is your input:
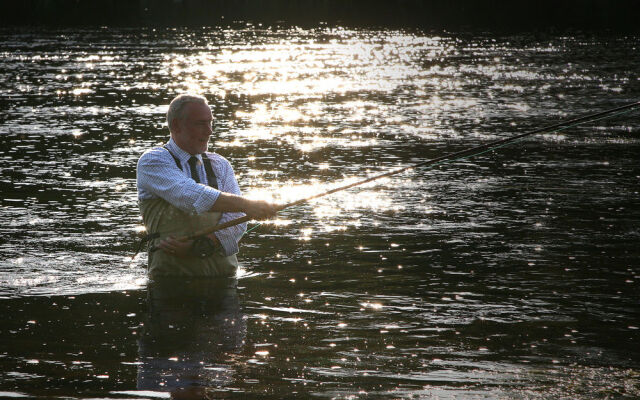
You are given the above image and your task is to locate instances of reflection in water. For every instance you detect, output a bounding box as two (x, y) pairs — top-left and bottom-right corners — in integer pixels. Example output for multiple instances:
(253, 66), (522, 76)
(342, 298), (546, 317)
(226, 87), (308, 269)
(138, 278), (245, 397)
(0, 27), (638, 398)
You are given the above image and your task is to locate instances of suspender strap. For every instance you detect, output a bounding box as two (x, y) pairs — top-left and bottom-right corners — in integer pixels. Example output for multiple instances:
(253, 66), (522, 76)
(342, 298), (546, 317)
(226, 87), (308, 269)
(201, 153), (219, 190)
(163, 145), (218, 190)
(163, 145), (182, 170)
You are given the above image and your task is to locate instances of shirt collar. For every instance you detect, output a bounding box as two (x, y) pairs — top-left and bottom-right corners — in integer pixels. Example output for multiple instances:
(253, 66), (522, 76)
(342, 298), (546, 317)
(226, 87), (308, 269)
(166, 138), (202, 163)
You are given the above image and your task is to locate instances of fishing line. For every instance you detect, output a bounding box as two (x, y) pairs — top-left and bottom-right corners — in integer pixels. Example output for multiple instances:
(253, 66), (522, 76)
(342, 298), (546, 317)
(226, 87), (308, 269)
(417, 105), (640, 171)
(132, 100), (640, 258)
(243, 222), (263, 236)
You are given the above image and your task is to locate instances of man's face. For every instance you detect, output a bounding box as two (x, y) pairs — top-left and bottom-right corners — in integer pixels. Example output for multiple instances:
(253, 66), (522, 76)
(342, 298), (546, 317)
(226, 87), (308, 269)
(172, 102), (213, 155)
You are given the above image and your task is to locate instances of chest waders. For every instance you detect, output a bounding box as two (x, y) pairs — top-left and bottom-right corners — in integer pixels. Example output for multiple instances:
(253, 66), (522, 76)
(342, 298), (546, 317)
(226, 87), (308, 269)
(139, 147), (238, 278)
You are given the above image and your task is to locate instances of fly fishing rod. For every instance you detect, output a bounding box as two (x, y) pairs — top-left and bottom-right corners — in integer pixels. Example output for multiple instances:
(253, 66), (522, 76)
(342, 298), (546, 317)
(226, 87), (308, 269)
(138, 100), (639, 254)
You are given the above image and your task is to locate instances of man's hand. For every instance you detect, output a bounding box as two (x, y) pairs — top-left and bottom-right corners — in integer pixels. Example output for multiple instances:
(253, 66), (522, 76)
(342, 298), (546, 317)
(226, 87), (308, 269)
(158, 236), (193, 258)
(242, 199), (279, 220)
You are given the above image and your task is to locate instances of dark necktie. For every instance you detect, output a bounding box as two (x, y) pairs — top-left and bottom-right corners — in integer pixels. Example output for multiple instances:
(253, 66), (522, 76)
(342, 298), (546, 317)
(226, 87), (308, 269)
(188, 156), (200, 183)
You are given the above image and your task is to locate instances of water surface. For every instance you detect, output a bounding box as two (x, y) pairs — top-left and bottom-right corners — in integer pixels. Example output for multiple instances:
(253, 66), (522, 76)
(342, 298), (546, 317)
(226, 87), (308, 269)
(0, 27), (639, 398)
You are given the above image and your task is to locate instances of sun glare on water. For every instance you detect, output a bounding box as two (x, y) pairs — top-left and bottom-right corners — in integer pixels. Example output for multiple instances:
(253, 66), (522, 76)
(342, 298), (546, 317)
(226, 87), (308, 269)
(147, 30), (444, 235)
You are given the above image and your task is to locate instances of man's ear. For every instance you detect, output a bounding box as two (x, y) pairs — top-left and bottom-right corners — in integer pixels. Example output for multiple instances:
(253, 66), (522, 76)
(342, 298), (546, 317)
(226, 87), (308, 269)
(170, 119), (180, 135)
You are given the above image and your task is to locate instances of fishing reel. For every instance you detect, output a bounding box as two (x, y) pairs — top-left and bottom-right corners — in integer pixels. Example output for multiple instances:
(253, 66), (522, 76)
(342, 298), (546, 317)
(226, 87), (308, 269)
(190, 235), (219, 258)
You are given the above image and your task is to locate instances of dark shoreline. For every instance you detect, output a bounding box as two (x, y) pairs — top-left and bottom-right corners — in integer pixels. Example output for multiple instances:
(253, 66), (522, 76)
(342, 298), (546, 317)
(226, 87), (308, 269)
(2, 0), (639, 31)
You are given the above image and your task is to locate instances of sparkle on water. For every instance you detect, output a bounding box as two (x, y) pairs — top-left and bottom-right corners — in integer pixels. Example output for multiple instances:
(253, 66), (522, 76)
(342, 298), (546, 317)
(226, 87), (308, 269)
(0, 26), (639, 398)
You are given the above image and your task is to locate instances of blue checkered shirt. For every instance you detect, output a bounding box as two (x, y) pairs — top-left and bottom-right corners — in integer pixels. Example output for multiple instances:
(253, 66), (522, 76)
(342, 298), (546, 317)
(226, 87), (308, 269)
(136, 138), (247, 256)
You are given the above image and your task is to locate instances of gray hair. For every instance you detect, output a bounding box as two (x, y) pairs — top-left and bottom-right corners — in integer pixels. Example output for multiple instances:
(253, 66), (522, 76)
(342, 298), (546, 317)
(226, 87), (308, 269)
(166, 94), (209, 132)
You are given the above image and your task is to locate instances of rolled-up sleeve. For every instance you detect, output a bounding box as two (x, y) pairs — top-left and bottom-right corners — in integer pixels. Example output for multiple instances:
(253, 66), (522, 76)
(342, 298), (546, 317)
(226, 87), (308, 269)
(137, 148), (220, 215)
(211, 157), (247, 256)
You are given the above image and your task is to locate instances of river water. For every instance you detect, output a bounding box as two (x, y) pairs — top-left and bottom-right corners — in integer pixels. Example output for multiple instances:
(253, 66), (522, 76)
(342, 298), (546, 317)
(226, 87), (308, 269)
(0, 27), (639, 398)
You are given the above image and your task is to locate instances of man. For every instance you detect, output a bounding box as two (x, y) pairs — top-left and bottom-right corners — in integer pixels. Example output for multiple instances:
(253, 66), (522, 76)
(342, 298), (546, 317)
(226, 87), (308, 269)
(137, 93), (277, 277)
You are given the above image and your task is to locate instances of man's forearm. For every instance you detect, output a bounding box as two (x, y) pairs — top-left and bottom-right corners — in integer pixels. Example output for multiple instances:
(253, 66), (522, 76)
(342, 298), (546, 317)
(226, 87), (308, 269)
(209, 192), (249, 213)
(210, 192), (278, 220)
